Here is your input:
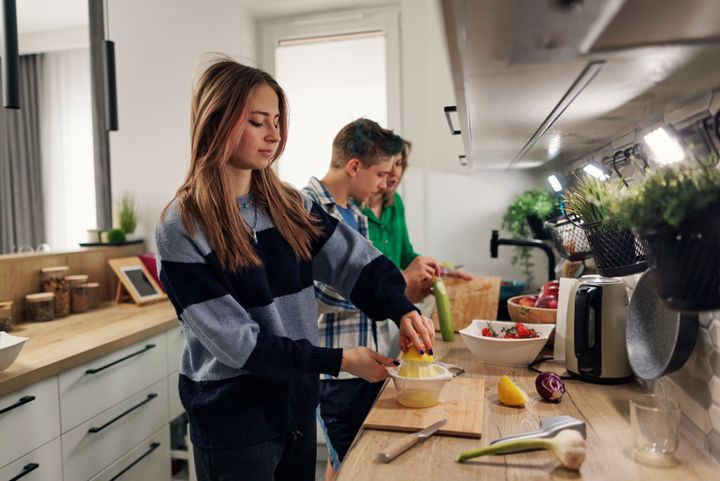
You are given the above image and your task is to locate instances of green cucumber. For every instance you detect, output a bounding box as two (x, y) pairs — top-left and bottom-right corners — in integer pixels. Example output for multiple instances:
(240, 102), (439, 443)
(434, 277), (454, 341)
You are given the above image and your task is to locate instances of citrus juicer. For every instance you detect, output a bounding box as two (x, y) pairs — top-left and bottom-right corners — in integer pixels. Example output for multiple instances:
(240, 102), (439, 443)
(398, 345), (435, 378)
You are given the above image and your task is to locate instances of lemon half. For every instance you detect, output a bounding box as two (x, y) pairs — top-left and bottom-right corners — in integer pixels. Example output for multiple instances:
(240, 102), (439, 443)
(497, 375), (530, 407)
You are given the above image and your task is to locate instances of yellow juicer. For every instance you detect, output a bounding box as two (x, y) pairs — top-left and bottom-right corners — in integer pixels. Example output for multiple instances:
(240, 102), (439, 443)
(398, 345), (435, 378)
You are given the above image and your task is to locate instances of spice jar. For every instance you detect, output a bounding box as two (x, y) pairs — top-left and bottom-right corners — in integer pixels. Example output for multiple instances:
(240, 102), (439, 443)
(83, 282), (100, 309)
(0, 301), (12, 331)
(41, 266), (70, 317)
(71, 284), (90, 313)
(65, 274), (89, 287)
(26, 293), (55, 322)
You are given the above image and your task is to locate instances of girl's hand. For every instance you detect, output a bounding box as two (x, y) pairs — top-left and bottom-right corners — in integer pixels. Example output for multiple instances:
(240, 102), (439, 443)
(398, 311), (435, 353)
(403, 256), (443, 285)
(341, 347), (395, 382)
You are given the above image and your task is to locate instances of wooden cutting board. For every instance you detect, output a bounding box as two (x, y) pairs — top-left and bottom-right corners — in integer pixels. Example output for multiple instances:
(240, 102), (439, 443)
(432, 276), (501, 332)
(363, 377), (485, 438)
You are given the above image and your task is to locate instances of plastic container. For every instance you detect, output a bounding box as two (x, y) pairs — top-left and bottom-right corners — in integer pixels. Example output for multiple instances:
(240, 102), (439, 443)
(0, 301), (12, 331)
(41, 266), (70, 317)
(71, 284), (91, 313)
(25, 293), (55, 322)
(388, 363), (453, 408)
(84, 282), (100, 309)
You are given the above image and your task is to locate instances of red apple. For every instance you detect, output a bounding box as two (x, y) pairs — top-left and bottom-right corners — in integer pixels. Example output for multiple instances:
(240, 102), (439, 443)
(517, 295), (537, 307)
(535, 295), (558, 309)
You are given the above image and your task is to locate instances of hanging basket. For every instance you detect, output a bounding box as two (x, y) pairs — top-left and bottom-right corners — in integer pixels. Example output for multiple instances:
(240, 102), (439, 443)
(581, 219), (648, 277)
(641, 216), (720, 311)
(545, 216), (593, 262)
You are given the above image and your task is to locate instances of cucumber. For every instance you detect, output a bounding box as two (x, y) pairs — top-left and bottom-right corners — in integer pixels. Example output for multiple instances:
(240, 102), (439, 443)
(434, 277), (454, 341)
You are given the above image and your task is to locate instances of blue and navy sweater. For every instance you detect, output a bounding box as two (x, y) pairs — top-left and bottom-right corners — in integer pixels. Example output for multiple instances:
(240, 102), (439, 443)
(155, 192), (416, 449)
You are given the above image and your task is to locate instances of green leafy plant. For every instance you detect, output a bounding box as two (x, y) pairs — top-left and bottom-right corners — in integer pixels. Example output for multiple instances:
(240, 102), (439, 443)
(502, 189), (559, 288)
(118, 194), (138, 235)
(107, 228), (126, 243)
(564, 176), (624, 224)
(612, 162), (720, 232)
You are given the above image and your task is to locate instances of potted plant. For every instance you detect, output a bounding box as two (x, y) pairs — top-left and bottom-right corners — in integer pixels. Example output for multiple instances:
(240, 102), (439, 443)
(564, 177), (647, 277)
(612, 163), (720, 310)
(118, 194), (138, 238)
(502, 189), (559, 288)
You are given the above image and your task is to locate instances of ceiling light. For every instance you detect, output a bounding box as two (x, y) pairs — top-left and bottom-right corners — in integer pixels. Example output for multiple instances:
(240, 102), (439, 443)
(643, 127), (684, 165)
(583, 164), (609, 179)
(547, 174), (563, 192)
(548, 135), (561, 159)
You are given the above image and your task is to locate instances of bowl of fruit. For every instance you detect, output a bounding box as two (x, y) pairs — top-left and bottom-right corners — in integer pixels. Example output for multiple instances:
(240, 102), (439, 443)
(506, 280), (559, 344)
(459, 320), (555, 366)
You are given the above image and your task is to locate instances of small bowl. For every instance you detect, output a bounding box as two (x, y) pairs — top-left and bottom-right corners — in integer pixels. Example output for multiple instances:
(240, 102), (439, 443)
(459, 320), (555, 367)
(507, 295), (558, 345)
(0, 331), (28, 372)
(388, 363), (453, 408)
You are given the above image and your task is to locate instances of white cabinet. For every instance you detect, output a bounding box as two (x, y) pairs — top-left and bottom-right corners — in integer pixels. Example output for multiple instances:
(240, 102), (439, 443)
(0, 376), (60, 468)
(165, 326), (184, 375)
(58, 333), (167, 433)
(89, 425), (170, 481)
(0, 438), (62, 481)
(167, 371), (183, 421)
(61, 378), (169, 481)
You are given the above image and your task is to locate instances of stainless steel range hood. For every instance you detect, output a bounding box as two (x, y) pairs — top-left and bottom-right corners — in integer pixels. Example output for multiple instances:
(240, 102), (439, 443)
(442, 0), (720, 171)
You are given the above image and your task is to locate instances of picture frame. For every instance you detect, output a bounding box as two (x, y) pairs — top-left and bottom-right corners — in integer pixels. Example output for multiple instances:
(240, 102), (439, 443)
(108, 257), (167, 305)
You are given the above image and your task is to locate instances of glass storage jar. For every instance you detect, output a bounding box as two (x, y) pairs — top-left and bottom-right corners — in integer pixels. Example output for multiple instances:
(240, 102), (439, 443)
(0, 301), (12, 331)
(71, 284), (90, 313)
(65, 274), (89, 287)
(83, 282), (100, 309)
(26, 293), (55, 322)
(41, 266), (70, 317)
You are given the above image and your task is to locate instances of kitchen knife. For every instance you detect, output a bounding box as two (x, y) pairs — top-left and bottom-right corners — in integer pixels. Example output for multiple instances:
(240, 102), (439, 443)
(377, 419), (447, 463)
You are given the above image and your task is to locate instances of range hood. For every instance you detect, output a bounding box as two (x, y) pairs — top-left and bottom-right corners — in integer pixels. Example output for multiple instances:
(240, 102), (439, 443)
(442, 0), (720, 171)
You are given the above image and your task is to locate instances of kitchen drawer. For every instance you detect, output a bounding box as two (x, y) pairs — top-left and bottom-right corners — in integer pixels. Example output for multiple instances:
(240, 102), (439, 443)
(89, 425), (170, 481)
(165, 326), (184, 374)
(0, 438), (62, 481)
(0, 376), (60, 468)
(62, 378), (168, 481)
(168, 371), (184, 420)
(58, 333), (167, 432)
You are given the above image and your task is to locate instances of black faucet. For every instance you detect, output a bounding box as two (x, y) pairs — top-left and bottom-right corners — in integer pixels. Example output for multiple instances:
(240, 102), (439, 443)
(490, 230), (556, 282)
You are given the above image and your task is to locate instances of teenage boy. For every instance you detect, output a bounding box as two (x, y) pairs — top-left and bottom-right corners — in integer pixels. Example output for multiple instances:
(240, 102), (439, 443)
(303, 119), (440, 479)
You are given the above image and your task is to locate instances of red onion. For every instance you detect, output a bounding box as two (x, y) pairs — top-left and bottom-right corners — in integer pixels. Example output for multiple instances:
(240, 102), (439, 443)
(536, 372), (566, 402)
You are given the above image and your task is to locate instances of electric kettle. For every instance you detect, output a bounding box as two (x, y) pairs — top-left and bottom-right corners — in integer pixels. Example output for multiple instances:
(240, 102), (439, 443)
(565, 276), (633, 383)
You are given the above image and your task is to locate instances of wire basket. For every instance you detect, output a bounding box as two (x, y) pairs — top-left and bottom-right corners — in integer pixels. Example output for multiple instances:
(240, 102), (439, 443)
(545, 216), (593, 261)
(581, 219), (648, 277)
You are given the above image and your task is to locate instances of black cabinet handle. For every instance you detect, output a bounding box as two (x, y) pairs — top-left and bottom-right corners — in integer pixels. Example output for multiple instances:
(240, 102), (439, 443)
(85, 344), (156, 374)
(108, 442), (161, 481)
(0, 396), (35, 416)
(444, 106), (461, 135)
(8, 463), (39, 481)
(88, 393), (158, 433)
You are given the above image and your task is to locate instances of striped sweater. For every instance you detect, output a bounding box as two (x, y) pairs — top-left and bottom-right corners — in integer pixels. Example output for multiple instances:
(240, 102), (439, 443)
(155, 192), (415, 448)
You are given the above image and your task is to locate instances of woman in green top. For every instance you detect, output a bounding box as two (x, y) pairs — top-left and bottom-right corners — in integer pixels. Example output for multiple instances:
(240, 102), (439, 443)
(363, 140), (471, 302)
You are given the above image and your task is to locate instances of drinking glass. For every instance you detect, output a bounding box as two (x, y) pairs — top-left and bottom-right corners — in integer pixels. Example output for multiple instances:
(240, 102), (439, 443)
(630, 394), (681, 465)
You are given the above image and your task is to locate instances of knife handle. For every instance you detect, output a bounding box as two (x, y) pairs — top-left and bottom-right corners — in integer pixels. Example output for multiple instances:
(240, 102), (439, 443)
(378, 432), (422, 463)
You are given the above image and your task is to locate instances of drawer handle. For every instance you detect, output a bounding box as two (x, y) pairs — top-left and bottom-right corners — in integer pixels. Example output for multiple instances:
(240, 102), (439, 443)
(108, 442), (161, 481)
(85, 344), (156, 374)
(444, 106), (461, 135)
(88, 393), (158, 433)
(0, 396), (35, 416)
(8, 463), (39, 481)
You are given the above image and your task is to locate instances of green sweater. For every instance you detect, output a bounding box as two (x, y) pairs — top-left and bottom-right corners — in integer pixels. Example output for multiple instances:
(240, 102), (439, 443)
(362, 193), (419, 270)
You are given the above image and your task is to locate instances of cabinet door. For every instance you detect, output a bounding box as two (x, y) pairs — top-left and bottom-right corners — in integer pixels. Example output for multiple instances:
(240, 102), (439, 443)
(62, 378), (169, 481)
(165, 326), (184, 375)
(0, 377), (60, 467)
(89, 425), (170, 481)
(58, 333), (167, 432)
(0, 438), (62, 481)
(167, 371), (184, 420)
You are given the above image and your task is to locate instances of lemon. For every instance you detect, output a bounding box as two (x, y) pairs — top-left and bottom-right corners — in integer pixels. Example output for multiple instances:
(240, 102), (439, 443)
(497, 375), (529, 407)
(402, 345), (434, 363)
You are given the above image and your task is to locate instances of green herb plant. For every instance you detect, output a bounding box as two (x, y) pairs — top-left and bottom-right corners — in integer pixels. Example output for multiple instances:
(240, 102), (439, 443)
(502, 189), (558, 289)
(564, 176), (624, 224)
(118, 194), (138, 235)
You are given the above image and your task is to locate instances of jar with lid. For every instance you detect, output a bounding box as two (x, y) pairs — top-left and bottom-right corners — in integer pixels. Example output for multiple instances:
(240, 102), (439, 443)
(41, 266), (70, 317)
(0, 301), (13, 331)
(65, 274), (89, 288)
(83, 282), (100, 309)
(71, 284), (90, 313)
(26, 293), (55, 322)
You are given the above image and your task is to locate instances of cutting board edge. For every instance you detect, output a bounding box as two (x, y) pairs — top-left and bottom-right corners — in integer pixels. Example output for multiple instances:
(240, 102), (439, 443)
(362, 424), (483, 439)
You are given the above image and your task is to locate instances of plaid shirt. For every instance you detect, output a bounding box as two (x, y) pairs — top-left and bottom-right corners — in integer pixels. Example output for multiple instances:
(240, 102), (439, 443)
(303, 177), (392, 380)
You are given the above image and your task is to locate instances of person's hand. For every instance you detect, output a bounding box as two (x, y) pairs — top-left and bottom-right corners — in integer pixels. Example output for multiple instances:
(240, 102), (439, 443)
(404, 279), (433, 303)
(444, 267), (473, 281)
(398, 311), (435, 353)
(403, 256), (442, 287)
(340, 347), (395, 382)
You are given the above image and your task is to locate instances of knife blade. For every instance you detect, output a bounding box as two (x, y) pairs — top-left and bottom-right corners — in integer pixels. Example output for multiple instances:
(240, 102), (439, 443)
(377, 419), (447, 463)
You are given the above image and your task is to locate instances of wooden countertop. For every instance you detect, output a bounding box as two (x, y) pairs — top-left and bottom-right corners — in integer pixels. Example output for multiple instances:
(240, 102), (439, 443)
(0, 301), (178, 396)
(338, 339), (720, 481)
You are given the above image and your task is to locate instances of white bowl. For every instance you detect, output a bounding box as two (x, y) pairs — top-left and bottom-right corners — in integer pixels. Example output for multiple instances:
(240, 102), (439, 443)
(388, 363), (453, 408)
(0, 332), (28, 372)
(459, 319), (555, 367)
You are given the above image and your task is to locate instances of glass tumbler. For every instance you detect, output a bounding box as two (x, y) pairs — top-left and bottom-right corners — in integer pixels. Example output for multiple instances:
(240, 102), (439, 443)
(630, 394), (681, 464)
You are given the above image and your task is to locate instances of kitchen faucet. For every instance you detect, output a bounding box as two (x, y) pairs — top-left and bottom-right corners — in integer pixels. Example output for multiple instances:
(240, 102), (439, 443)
(490, 230), (556, 282)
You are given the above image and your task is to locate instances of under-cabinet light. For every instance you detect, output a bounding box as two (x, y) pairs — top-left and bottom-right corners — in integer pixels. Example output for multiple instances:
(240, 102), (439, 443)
(643, 127), (684, 165)
(548, 175), (563, 192)
(583, 164), (609, 179)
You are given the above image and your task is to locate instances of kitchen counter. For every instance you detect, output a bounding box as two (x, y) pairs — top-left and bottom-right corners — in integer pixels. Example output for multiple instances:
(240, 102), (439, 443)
(0, 301), (177, 396)
(337, 339), (720, 481)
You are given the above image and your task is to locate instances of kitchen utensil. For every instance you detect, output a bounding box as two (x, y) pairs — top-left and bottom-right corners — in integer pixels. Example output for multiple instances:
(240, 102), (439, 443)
(388, 363), (453, 408)
(0, 332), (28, 372)
(431, 276), (501, 332)
(488, 416), (587, 454)
(565, 275), (633, 383)
(459, 319), (555, 367)
(377, 419), (448, 463)
(363, 376), (485, 438)
(626, 269), (699, 380)
(630, 394), (680, 465)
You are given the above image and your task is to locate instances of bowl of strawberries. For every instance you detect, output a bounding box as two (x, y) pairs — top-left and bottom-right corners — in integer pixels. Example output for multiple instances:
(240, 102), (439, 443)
(459, 320), (555, 366)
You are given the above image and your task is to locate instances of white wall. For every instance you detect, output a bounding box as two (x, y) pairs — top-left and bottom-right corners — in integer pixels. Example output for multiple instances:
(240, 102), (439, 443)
(108, 0), (256, 248)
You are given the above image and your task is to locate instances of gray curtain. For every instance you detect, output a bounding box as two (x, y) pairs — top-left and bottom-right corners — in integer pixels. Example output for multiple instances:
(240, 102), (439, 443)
(0, 55), (46, 254)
